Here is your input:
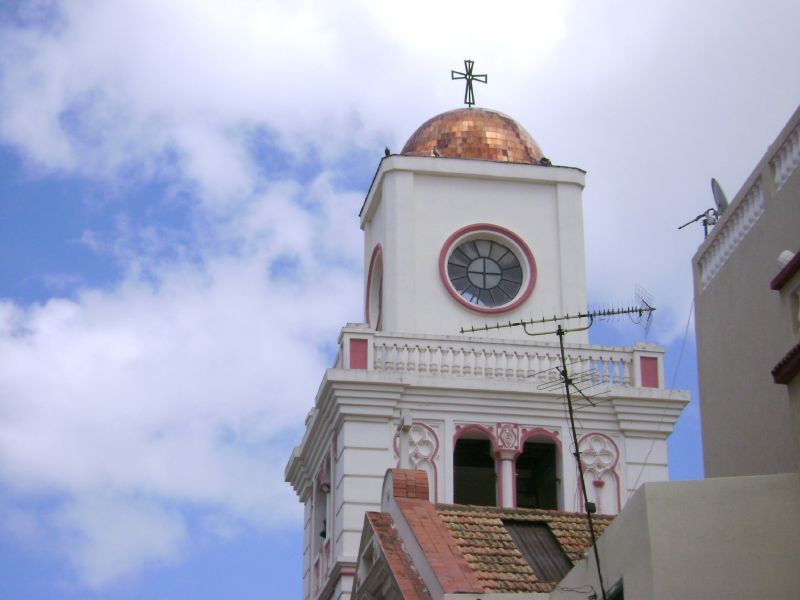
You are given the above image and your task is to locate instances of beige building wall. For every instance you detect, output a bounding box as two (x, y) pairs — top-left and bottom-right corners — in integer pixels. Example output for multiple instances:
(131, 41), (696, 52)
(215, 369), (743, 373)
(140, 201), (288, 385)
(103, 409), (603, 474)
(692, 106), (800, 477)
(553, 474), (800, 600)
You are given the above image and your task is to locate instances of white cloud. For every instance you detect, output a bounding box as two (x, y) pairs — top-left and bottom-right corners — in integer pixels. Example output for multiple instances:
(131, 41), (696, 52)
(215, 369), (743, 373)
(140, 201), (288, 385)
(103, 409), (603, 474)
(0, 0), (574, 202)
(55, 493), (188, 589)
(0, 173), (363, 585)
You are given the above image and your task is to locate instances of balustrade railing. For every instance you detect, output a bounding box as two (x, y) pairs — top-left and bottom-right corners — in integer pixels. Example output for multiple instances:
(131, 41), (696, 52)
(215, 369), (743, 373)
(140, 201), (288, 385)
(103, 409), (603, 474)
(370, 334), (633, 386)
(696, 114), (799, 290)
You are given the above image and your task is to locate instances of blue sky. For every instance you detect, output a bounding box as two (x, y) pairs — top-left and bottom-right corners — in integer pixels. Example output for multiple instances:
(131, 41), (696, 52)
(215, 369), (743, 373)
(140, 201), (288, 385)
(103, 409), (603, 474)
(0, 1), (799, 598)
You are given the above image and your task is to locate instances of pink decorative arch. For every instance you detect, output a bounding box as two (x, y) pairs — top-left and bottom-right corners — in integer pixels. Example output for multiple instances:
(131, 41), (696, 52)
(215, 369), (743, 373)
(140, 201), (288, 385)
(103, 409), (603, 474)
(453, 423), (498, 451)
(365, 244), (383, 329)
(520, 427), (562, 450)
(453, 423), (500, 504)
(393, 421), (440, 501)
(438, 223), (537, 314)
(577, 432), (621, 514)
(513, 427), (563, 509)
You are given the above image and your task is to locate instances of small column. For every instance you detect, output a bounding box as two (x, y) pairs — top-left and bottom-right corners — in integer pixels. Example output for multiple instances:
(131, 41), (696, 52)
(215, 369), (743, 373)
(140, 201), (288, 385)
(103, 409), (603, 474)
(397, 410), (413, 468)
(498, 450), (516, 508)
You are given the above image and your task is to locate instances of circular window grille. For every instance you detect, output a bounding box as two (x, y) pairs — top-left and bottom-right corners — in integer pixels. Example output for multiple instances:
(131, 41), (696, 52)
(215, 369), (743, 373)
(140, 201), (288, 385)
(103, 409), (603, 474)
(439, 224), (536, 313)
(447, 239), (522, 307)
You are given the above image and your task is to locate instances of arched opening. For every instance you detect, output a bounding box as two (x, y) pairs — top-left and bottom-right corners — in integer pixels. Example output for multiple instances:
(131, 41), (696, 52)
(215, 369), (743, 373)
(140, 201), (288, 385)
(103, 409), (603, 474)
(313, 459), (331, 554)
(453, 436), (496, 506)
(516, 440), (559, 510)
(366, 246), (383, 330)
(313, 483), (329, 543)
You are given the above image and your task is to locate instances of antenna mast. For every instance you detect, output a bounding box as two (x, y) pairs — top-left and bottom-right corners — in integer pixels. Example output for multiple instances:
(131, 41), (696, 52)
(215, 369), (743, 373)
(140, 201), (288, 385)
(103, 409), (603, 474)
(460, 304), (655, 600)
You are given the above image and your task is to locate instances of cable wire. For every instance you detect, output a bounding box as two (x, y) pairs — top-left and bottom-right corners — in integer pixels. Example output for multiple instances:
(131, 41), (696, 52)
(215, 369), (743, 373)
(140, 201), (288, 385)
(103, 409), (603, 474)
(630, 298), (694, 491)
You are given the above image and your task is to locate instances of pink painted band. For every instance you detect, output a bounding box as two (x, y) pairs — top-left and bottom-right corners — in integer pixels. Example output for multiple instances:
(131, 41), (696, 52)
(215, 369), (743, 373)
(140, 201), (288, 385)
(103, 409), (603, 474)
(350, 338), (368, 370)
(577, 432), (621, 513)
(640, 356), (658, 388)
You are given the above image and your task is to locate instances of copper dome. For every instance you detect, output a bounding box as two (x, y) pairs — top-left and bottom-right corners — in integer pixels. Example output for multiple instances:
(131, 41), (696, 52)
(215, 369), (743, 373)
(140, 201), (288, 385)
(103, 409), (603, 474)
(401, 108), (544, 165)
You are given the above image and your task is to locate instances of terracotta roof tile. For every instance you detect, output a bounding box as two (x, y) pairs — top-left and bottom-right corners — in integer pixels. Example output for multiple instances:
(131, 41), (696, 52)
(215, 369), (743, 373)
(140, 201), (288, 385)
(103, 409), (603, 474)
(365, 512), (432, 600)
(435, 504), (614, 593)
(395, 498), (484, 594)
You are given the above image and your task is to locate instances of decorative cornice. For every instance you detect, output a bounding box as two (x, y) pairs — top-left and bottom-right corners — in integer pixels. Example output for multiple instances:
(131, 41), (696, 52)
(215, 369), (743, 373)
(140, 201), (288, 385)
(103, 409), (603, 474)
(697, 178), (765, 291)
(771, 121), (800, 191)
(359, 154), (585, 224)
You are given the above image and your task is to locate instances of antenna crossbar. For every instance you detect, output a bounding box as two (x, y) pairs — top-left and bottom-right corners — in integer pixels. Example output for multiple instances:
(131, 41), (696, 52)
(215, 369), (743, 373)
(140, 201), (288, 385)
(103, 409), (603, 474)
(459, 305), (654, 335)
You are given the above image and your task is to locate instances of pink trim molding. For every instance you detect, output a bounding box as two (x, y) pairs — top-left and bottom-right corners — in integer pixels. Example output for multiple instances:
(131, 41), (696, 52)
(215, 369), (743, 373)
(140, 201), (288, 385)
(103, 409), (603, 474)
(438, 223), (537, 314)
(365, 244), (383, 329)
(514, 428), (562, 509)
(496, 423), (521, 451)
(453, 423), (500, 503)
(520, 427), (562, 450)
(577, 432), (621, 513)
(393, 421), (440, 502)
(453, 423), (497, 451)
(350, 338), (368, 370)
(640, 356), (658, 388)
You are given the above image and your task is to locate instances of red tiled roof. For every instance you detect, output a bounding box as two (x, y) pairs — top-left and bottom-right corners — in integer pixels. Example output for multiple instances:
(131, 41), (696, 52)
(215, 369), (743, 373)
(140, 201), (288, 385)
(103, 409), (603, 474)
(395, 498), (485, 594)
(435, 504), (614, 593)
(367, 470), (615, 597)
(365, 512), (431, 600)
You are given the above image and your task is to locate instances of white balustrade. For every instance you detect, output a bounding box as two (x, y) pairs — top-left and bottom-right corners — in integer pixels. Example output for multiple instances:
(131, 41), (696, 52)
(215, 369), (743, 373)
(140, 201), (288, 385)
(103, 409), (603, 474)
(370, 333), (635, 387)
(697, 178), (765, 291)
(772, 123), (800, 191)
(697, 116), (799, 291)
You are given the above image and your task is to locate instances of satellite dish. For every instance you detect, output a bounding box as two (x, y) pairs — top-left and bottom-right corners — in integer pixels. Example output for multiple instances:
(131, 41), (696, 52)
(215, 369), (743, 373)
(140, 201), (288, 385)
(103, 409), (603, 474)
(711, 178), (728, 215)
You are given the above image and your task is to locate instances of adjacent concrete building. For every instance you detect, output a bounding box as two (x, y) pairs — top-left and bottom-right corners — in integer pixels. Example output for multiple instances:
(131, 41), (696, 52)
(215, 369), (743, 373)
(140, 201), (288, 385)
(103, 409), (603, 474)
(553, 473), (800, 599)
(693, 105), (800, 477)
(770, 249), (800, 461)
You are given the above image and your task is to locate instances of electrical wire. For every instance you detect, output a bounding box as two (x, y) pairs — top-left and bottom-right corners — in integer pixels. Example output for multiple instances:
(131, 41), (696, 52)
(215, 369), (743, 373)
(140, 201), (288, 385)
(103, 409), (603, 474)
(630, 298), (694, 492)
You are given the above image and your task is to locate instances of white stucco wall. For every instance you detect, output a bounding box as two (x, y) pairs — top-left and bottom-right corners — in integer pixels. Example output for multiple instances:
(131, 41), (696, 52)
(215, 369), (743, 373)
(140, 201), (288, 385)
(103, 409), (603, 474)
(361, 156), (588, 342)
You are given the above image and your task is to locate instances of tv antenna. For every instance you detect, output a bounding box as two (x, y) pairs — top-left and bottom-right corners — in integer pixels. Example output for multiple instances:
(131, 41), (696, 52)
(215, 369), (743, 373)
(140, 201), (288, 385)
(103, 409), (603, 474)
(460, 302), (655, 600)
(677, 177), (729, 238)
(535, 361), (609, 407)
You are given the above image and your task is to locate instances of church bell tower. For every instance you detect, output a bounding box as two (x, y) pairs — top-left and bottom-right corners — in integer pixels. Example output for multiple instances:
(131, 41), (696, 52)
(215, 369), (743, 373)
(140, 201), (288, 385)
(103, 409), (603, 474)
(286, 103), (688, 600)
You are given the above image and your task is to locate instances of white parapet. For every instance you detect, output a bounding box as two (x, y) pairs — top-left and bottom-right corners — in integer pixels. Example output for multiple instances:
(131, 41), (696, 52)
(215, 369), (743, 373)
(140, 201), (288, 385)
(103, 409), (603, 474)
(695, 110), (800, 292)
(697, 178), (765, 291)
(772, 121), (800, 191)
(337, 326), (666, 390)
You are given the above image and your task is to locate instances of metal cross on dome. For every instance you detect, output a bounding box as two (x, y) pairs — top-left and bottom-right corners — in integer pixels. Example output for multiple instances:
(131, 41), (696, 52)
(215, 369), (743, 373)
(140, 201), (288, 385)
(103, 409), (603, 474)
(451, 59), (487, 107)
